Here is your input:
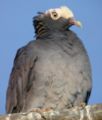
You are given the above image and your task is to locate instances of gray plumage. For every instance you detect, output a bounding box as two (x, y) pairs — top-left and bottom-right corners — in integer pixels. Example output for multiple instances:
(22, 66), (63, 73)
(6, 6), (92, 113)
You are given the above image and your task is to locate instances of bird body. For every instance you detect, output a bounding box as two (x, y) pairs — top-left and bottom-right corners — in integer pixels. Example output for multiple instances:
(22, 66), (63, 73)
(6, 6), (92, 113)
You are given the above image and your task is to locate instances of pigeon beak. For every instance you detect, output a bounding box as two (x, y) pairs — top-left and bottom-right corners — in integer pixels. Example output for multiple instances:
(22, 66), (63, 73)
(68, 18), (82, 28)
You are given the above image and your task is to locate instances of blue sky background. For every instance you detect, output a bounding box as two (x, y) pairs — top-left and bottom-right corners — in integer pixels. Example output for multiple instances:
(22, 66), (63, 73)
(0, 0), (102, 114)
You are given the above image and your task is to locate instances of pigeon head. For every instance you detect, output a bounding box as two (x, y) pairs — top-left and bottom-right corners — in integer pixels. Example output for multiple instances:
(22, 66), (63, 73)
(33, 6), (82, 37)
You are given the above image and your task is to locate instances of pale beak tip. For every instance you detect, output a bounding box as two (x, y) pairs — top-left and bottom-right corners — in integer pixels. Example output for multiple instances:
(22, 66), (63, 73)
(76, 21), (83, 28)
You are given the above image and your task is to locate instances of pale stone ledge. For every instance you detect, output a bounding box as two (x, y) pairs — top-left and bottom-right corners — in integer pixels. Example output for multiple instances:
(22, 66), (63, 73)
(0, 104), (102, 120)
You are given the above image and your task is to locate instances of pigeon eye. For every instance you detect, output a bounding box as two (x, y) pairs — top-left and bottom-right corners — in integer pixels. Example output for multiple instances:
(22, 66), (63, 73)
(52, 11), (58, 17)
(51, 11), (60, 20)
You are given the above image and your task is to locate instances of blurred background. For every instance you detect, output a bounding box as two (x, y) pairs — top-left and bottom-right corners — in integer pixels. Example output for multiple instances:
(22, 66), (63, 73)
(0, 0), (102, 114)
